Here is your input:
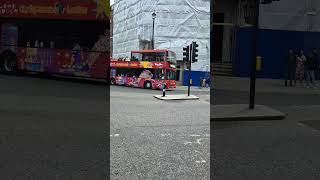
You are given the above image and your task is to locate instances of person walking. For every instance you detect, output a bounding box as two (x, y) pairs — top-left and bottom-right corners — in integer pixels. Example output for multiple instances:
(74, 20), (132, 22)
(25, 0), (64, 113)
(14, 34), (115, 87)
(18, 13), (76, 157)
(284, 49), (297, 86)
(305, 50), (317, 88)
(295, 50), (306, 85)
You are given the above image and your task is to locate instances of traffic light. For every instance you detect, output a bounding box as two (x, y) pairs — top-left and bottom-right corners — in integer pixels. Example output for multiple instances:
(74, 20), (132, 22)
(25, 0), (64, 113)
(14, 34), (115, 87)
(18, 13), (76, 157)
(191, 41), (199, 63)
(183, 45), (190, 62)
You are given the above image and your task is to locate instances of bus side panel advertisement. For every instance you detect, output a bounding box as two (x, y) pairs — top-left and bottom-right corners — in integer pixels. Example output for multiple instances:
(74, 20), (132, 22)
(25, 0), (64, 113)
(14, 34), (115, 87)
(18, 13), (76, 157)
(0, 0), (110, 20)
(17, 48), (109, 79)
(111, 69), (176, 90)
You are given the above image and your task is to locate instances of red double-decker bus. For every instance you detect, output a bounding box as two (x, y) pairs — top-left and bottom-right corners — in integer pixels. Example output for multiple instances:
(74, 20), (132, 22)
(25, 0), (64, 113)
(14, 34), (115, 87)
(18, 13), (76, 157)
(0, 1), (110, 79)
(110, 49), (177, 90)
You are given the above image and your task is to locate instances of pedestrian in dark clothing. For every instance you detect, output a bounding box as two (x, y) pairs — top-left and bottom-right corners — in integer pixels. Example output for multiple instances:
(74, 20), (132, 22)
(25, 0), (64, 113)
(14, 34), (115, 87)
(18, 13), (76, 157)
(305, 51), (318, 88)
(199, 77), (203, 89)
(312, 48), (320, 80)
(206, 77), (211, 88)
(284, 49), (297, 86)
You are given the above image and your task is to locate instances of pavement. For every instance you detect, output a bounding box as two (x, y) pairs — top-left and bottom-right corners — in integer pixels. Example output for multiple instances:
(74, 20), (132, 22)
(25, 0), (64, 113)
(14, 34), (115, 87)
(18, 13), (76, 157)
(213, 76), (320, 94)
(212, 104), (286, 121)
(176, 82), (286, 121)
(154, 94), (199, 100)
(176, 79), (287, 121)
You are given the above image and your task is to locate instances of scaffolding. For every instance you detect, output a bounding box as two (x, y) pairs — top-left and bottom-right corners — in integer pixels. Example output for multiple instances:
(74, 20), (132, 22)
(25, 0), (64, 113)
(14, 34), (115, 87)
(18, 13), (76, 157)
(112, 0), (210, 71)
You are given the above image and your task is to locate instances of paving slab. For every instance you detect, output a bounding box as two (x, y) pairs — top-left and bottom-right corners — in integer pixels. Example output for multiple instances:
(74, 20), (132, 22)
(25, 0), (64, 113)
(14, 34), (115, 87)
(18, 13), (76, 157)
(211, 104), (286, 121)
(154, 94), (199, 100)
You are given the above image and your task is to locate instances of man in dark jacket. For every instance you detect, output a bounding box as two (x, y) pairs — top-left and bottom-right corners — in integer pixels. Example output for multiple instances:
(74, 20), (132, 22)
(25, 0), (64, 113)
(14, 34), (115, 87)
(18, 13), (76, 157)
(305, 51), (317, 88)
(312, 48), (320, 80)
(284, 49), (297, 86)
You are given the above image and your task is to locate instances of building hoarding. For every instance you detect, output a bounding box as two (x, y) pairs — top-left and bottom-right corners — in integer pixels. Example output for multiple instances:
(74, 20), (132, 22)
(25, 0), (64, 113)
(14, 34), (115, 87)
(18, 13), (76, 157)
(112, 0), (210, 72)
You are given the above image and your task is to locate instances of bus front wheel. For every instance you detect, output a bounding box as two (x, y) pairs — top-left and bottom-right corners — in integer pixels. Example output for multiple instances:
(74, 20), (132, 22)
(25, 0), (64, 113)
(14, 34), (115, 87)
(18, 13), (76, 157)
(1, 51), (17, 73)
(144, 81), (152, 89)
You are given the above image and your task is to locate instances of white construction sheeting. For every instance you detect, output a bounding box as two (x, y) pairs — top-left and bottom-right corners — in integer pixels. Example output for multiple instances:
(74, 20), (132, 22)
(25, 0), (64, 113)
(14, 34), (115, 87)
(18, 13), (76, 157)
(112, 0), (210, 71)
(259, 0), (320, 32)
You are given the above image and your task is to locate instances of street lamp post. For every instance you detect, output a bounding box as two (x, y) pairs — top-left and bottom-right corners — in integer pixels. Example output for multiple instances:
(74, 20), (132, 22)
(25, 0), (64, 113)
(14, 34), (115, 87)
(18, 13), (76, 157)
(152, 11), (156, 50)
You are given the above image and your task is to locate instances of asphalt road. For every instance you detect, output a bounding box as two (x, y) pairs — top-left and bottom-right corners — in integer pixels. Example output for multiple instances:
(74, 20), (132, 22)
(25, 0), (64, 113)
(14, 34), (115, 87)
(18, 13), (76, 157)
(0, 74), (108, 179)
(212, 88), (320, 179)
(110, 85), (210, 179)
(5, 73), (319, 179)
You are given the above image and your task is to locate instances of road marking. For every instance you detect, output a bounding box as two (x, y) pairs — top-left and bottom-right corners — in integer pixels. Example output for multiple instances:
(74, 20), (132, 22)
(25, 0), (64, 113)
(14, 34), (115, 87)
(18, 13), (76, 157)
(190, 134), (201, 137)
(195, 160), (206, 164)
(161, 133), (171, 137)
(110, 134), (120, 137)
(196, 138), (202, 145)
(184, 142), (192, 145)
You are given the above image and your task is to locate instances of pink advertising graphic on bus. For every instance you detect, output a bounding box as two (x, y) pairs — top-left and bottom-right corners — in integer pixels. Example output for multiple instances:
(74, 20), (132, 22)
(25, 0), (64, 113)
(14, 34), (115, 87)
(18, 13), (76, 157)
(110, 50), (177, 90)
(0, 1), (110, 79)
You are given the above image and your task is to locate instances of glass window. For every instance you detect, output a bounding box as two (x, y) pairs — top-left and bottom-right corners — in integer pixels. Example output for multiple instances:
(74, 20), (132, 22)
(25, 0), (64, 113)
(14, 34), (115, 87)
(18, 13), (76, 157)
(142, 53), (155, 61)
(155, 52), (166, 61)
(17, 19), (108, 50)
(166, 70), (176, 80)
(167, 51), (177, 62)
(153, 69), (164, 80)
(132, 53), (142, 61)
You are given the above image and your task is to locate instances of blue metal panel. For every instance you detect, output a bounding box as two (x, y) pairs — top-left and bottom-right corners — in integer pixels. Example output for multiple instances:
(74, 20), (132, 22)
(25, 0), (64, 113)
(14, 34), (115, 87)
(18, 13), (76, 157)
(233, 28), (320, 79)
(183, 70), (210, 86)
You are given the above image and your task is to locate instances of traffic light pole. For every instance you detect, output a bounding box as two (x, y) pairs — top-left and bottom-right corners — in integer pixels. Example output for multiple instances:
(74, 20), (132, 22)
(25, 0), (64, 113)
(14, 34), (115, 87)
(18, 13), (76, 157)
(184, 41), (198, 97)
(188, 43), (193, 96)
(249, 0), (260, 109)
